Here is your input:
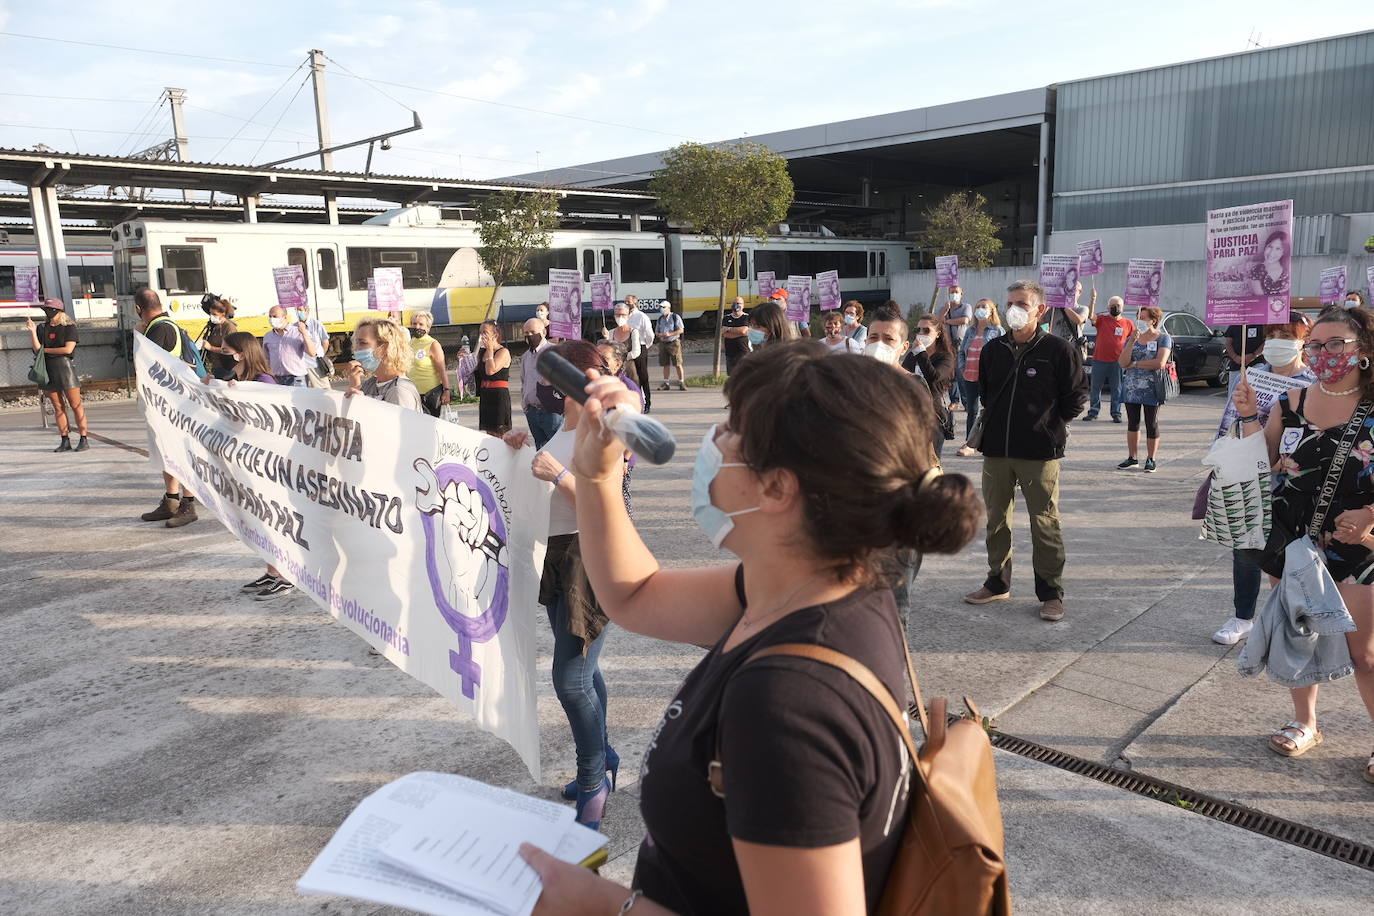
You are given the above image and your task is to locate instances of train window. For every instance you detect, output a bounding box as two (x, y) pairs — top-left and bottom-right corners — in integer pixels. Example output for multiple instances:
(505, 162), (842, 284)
(755, 250), (788, 278)
(683, 250), (719, 282)
(346, 247), (447, 290)
(425, 249), (458, 286)
(161, 246), (206, 293)
(317, 248), (338, 290)
(620, 247), (664, 283)
(288, 248), (310, 290)
(0, 265), (13, 299)
(868, 252), (876, 277)
(834, 250), (867, 279)
(878, 251), (886, 277)
(85, 265), (116, 297)
(582, 250), (596, 280)
(524, 248), (578, 279)
(599, 249), (612, 275)
(738, 250), (750, 282)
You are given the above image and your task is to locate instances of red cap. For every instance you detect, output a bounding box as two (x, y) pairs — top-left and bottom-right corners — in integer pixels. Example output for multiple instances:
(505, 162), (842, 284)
(41, 297), (66, 311)
(769, 288), (789, 300)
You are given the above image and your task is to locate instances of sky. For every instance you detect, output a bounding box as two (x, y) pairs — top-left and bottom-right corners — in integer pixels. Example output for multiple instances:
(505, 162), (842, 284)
(0, 0), (1371, 189)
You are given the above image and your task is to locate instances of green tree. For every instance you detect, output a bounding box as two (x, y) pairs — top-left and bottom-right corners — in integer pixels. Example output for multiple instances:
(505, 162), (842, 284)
(651, 141), (794, 375)
(922, 190), (1002, 311)
(475, 189), (561, 321)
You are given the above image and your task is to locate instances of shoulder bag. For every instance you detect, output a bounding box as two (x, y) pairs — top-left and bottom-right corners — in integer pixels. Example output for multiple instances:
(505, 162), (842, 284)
(1260, 398), (1374, 577)
(27, 347), (49, 387)
(709, 641), (1010, 916)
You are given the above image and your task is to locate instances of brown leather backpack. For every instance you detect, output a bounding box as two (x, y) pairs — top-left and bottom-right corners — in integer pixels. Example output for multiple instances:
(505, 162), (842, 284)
(710, 642), (1011, 915)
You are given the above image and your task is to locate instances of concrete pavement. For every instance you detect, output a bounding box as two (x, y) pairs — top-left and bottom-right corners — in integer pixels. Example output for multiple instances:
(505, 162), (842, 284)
(1, 355), (1371, 914)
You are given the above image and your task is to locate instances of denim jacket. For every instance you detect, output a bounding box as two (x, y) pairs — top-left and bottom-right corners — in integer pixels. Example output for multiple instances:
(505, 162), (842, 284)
(1237, 537), (1355, 688)
(956, 324), (1003, 379)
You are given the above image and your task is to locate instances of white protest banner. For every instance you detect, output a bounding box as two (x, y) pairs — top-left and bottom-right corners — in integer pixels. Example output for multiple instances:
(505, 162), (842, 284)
(815, 270), (841, 311)
(1125, 258), (1165, 309)
(1039, 254), (1079, 309)
(756, 271), (776, 298)
(1077, 239), (1104, 276)
(373, 267), (405, 312)
(547, 269), (582, 340)
(1205, 199), (1293, 325)
(14, 265), (40, 303)
(590, 273), (614, 312)
(785, 276), (811, 323)
(934, 256), (959, 289)
(134, 335), (549, 779)
(273, 266), (309, 311)
(1318, 266), (1348, 304)
(1214, 366), (1313, 441)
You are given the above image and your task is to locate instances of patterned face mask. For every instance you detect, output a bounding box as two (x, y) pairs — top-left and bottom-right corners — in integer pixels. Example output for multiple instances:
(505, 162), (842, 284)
(1311, 350), (1359, 385)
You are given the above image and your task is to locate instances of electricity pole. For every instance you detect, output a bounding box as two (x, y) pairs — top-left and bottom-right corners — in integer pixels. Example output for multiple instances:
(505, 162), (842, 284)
(165, 88), (189, 200)
(309, 50), (334, 171)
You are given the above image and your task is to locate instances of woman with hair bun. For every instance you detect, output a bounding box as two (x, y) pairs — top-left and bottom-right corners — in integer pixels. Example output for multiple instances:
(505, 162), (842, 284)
(517, 340), (982, 915)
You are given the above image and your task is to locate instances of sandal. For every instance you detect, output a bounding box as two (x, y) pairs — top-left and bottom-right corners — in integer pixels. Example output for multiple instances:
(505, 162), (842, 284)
(1269, 721), (1322, 757)
(1364, 750), (1374, 785)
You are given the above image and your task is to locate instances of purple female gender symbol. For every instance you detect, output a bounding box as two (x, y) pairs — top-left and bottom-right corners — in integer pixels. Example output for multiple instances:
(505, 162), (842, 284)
(418, 463), (510, 699)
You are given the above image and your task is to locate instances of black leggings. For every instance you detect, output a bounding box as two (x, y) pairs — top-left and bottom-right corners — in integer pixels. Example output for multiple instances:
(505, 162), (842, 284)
(1125, 402), (1160, 438)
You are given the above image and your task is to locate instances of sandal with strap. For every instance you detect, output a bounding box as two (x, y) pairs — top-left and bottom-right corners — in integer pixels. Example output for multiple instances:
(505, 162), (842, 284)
(1269, 721), (1322, 757)
(1364, 750), (1374, 785)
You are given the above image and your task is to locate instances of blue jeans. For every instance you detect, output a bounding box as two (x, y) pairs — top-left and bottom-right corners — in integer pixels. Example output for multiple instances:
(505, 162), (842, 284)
(1232, 548), (1264, 620)
(546, 591), (609, 791)
(957, 377), (981, 439)
(524, 406), (564, 450)
(1088, 360), (1123, 418)
(274, 374), (307, 387)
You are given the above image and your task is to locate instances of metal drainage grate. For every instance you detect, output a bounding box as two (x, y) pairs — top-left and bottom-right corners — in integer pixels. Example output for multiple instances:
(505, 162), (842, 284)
(988, 728), (1374, 872)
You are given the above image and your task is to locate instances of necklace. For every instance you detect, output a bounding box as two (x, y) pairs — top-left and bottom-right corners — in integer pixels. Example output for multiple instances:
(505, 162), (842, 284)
(1319, 381), (1361, 396)
(739, 572), (826, 631)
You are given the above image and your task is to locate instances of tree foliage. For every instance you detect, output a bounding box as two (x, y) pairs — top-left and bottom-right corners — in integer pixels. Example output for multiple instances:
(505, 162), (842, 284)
(651, 142), (794, 374)
(475, 189), (561, 319)
(923, 191), (1002, 269)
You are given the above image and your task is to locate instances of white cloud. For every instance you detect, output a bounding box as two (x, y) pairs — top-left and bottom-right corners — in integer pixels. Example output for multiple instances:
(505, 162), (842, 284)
(600, 0), (668, 32)
(546, 73), (603, 112)
(321, 14), (404, 49)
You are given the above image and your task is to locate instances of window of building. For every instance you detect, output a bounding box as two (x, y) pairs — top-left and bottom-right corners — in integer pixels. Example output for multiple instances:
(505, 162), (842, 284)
(620, 247), (665, 284)
(161, 246), (206, 293)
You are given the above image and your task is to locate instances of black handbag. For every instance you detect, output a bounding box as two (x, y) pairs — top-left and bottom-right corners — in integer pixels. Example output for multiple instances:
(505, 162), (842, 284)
(1260, 398), (1374, 577)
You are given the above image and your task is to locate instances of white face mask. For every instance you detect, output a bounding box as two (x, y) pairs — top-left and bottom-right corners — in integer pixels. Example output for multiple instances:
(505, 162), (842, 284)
(1004, 306), (1031, 331)
(950, 293), (962, 304)
(863, 341), (899, 365)
(1263, 338), (1301, 367)
(614, 315), (628, 327)
(270, 316), (288, 330)
(843, 313), (857, 325)
(1135, 318), (1151, 333)
(209, 315), (224, 325)
(914, 333), (935, 351)
(537, 309), (549, 320)
(974, 307), (990, 321)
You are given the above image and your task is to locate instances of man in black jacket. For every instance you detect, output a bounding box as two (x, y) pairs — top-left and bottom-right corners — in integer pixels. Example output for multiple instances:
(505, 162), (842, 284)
(964, 280), (1087, 621)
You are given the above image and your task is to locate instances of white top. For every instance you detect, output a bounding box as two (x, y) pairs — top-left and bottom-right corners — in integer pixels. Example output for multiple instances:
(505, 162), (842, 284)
(627, 308), (654, 350)
(823, 336), (862, 354)
(542, 428), (578, 536)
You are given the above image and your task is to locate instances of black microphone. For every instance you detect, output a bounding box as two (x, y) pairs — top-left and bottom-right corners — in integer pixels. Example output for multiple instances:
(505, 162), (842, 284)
(535, 349), (677, 465)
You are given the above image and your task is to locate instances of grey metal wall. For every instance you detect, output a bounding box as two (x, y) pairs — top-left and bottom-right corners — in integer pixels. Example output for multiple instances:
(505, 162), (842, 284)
(1054, 31), (1374, 230)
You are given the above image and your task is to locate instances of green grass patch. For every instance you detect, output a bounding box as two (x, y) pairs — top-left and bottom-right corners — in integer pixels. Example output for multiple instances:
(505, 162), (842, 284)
(685, 374), (728, 388)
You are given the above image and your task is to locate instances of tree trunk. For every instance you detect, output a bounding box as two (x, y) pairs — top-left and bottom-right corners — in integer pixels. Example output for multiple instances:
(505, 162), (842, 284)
(713, 244), (732, 378)
(484, 284), (504, 323)
(928, 282), (940, 317)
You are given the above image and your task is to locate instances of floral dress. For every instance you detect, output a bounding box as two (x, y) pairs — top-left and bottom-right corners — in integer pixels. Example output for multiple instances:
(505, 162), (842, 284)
(1121, 332), (1172, 406)
(1272, 389), (1374, 583)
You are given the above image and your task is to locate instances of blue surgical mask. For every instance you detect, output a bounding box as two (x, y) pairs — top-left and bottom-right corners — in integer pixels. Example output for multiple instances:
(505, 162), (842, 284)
(354, 347), (380, 371)
(747, 328), (766, 346)
(692, 425), (760, 549)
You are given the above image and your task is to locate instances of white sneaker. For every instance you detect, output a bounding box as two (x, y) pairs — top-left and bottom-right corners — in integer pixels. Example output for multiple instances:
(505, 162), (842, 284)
(1212, 617), (1253, 645)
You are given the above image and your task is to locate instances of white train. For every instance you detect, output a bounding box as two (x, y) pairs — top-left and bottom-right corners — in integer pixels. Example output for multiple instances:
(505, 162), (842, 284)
(108, 207), (913, 338)
(0, 245), (117, 320)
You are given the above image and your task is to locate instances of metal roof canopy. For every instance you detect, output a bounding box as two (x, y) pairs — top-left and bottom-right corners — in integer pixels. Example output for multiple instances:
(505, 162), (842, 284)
(0, 147), (657, 304)
(0, 193), (389, 226)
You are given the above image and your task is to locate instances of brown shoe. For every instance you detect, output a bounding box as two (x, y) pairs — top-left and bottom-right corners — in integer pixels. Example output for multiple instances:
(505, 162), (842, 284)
(141, 496), (180, 522)
(964, 587), (1010, 605)
(165, 499), (198, 528)
(1040, 598), (1065, 621)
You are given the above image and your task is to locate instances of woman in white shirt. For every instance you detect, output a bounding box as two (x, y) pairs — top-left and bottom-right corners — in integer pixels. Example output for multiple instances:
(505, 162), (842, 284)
(820, 310), (862, 354)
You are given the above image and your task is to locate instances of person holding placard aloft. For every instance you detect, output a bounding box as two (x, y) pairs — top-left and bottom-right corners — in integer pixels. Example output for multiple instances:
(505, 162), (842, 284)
(1231, 308), (1374, 782)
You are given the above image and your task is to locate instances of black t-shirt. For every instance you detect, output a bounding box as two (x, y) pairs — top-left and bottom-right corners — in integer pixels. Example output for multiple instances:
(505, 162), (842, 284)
(39, 322), (77, 359)
(722, 312), (751, 357)
(1225, 324), (1263, 365)
(145, 316), (180, 354)
(634, 578), (912, 915)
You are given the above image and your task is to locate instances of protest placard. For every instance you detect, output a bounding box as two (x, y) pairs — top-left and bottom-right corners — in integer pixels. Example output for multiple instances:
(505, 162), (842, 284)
(785, 275), (811, 322)
(935, 255), (959, 289)
(373, 267), (405, 312)
(815, 270), (841, 311)
(1077, 239), (1104, 276)
(1125, 258), (1166, 309)
(1318, 266), (1348, 304)
(547, 269), (583, 340)
(135, 336), (549, 778)
(590, 273), (614, 311)
(757, 271), (776, 298)
(1040, 254), (1079, 309)
(273, 266), (309, 311)
(14, 265), (40, 303)
(1205, 199), (1293, 324)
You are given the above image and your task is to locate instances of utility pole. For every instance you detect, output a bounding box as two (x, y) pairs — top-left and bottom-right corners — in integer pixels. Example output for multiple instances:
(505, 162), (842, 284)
(309, 50), (334, 171)
(165, 88), (190, 200)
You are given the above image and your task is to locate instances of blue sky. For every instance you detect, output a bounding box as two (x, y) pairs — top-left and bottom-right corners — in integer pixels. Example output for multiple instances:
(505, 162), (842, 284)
(0, 0), (1370, 185)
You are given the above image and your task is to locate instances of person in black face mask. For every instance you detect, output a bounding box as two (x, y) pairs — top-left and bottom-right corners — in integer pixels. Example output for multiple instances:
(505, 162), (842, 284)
(520, 317), (563, 449)
(1085, 295), (1134, 422)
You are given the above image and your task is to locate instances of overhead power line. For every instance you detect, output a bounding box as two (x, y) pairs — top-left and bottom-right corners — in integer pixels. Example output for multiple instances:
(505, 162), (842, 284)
(0, 30), (295, 68)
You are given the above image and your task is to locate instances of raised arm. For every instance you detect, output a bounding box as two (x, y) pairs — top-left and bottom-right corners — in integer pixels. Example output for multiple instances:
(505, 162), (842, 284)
(571, 373), (744, 645)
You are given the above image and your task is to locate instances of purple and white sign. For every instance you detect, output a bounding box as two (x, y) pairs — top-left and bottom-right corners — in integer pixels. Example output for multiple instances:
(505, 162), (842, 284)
(1367, 265), (1374, 299)
(1124, 258), (1166, 309)
(1318, 266), (1348, 304)
(365, 278), (378, 310)
(14, 265), (40, 303)
(373, 267), (405, 312)
(816, 270), (841, 311)
(590, 273), (614, 312)
(1205, 199), (1293, 324)
(935, 255), (959, 289)
(273, 265), (309, 311)
(1039, 254), (1080, 309)
(1076, 239), (1104, 277)
(547, 268), (583, 340)
(785, 275), (811, 323)
(757, 271), (776, 298)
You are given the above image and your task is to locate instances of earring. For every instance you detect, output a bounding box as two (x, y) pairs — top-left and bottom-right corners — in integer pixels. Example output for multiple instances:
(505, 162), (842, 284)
(1361, 357), (1371, 371)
